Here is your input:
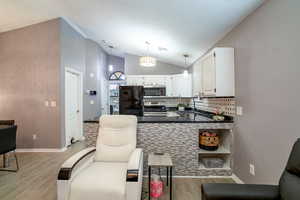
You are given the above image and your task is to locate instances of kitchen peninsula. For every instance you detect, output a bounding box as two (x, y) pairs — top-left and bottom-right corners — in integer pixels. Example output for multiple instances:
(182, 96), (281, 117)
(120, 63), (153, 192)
(137, 111), (234, 177)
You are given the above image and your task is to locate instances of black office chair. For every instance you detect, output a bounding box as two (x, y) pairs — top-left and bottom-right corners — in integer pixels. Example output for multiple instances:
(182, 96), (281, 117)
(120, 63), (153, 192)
(202, 138), (300, 200)
(0, 125), (19, 172)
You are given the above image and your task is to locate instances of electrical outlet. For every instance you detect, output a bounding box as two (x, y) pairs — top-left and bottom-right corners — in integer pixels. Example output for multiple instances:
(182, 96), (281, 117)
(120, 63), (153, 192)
(45, 101), (49, 107)
(250, 164), (255, 176)
(33, 134), (37, 140)
(236, 106), (243, 116)
(90, 100), (94, 105)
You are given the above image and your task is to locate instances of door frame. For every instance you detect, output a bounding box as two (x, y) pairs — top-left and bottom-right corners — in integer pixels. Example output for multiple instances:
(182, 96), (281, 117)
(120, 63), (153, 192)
(65, 67), (83, 147)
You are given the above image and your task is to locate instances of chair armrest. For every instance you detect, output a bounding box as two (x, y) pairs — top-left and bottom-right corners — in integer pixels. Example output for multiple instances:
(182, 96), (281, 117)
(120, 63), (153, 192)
(58, 147), (96, 180)
(126, 148), (143, 182)
(201, 183), (280, 200)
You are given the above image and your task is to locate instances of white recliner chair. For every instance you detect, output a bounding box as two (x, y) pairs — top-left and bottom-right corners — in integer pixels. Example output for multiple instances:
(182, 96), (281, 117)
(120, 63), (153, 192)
(57, 115), (143, 200)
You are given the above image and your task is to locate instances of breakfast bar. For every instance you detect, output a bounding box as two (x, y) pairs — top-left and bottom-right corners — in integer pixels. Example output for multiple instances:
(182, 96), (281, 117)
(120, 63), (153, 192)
(136, 111), (234, 177)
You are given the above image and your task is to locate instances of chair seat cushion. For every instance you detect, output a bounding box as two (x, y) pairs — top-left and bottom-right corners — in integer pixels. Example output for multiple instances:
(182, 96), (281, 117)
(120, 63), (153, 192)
(69, 162), (128, 200)
(201, 183), (280, 200)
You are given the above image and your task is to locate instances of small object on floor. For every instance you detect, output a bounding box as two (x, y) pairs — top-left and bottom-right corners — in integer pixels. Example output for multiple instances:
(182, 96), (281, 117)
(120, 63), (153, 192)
(150, 174), (163, 198)
(154, 152), (164, 155)
(148, 153), (173, 200)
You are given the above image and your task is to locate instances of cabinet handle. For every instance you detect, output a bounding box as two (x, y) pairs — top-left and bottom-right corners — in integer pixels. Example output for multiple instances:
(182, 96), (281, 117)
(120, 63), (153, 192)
(214, 88), (216, 93)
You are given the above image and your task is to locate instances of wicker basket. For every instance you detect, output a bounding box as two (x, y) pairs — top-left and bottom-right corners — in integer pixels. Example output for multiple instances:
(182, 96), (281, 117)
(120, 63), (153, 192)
(199, 131), (219, 151)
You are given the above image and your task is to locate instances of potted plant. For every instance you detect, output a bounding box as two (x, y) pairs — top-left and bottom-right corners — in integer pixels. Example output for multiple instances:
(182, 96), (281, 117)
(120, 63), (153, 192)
(177, 103), (186, 111)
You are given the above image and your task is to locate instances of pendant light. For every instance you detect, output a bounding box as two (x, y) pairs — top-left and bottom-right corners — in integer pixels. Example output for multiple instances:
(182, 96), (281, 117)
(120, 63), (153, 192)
(183, 54), (189, 77)
(140, 41), (156, 67)
(108, 45), (114, 72)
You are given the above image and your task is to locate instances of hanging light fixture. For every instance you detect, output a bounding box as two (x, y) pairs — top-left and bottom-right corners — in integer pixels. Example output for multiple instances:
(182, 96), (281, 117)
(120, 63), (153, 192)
(183, 54), (189, 77)
(140, 41), (156, 67)
(108, 45), (114, 72)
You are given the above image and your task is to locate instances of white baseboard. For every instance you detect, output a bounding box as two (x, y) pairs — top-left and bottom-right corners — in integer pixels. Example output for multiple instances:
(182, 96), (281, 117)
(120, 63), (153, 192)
(143, 174), (244, 183)
(143, 175), (242, 181)
(16, 147), (67, 153)
(231, 174), (244, 184)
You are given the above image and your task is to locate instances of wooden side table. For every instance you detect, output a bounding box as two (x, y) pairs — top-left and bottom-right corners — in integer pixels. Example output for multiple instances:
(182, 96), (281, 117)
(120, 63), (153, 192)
(148, 153), (173, 200)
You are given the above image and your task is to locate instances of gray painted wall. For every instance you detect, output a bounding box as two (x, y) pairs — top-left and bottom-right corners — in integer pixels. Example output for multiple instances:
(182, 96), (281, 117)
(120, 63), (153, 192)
(0, 19), (61, 148)
(60, 19), (86, 147)
(125, 53), (184, 75)
(215, 0), (300, 184)
(85, 39), (108, 120)
(107, 55), (125, 78)
(0, 18), (108, 148)
(60, 19), (109, 139)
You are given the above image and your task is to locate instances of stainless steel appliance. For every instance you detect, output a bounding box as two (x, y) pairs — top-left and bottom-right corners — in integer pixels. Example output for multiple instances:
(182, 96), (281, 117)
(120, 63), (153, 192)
(119, 86), (144, 116)
(144, 105), (167, 116)
(144, 86), (166, 96)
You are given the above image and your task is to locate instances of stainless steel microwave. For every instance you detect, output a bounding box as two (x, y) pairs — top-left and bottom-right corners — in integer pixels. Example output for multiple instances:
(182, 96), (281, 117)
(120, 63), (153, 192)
(144, 87), (166, 96)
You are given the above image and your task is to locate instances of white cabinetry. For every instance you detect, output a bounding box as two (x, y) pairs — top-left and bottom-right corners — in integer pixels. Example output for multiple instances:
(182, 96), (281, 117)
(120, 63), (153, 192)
(193, 48), (235, 97)
(171, 74), (192, 97)
(192, 59), (202, 96)
(126, 74), (192, 97)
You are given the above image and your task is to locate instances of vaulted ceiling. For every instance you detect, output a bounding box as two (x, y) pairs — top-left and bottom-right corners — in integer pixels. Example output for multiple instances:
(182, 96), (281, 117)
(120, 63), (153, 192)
(0, 0), (264, 67)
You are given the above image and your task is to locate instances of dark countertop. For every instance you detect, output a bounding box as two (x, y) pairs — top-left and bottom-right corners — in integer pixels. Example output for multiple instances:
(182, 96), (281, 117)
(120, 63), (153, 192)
(137, 110), (234, 123)
(84, 110), (234, 124)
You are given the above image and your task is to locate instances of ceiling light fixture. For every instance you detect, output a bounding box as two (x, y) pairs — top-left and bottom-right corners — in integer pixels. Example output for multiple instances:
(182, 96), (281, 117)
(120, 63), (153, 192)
(108, 45), (114, 72)
(140, 41), (156, 67)
(183, 54), (189, 77)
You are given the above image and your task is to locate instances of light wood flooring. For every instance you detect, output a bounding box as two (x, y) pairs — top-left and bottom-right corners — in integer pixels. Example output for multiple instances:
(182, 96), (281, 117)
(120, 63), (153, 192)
(0, 143), (234, 200)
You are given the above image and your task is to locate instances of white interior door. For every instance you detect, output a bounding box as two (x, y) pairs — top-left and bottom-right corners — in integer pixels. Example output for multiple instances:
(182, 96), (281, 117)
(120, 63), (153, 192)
(66, 70), (82, 146)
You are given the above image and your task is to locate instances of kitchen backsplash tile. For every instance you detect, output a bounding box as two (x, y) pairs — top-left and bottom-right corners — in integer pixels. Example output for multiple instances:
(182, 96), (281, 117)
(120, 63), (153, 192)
(192, 98), (236, 117)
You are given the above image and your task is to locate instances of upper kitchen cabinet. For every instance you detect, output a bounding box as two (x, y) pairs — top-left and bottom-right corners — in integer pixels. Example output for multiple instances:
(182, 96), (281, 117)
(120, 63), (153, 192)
(194, 47), (235, 97)
(171, 74), (192, 97)
(126, 75), (167, 86)
(126, 74), (192, 97)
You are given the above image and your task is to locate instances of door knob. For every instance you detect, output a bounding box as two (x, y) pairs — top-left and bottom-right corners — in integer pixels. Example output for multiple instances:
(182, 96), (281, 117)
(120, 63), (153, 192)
(76, 110), (80, 113)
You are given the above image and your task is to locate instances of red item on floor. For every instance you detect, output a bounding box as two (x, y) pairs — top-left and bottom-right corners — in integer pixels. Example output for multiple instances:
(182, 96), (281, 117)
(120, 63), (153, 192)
(150, 180), (163, 198)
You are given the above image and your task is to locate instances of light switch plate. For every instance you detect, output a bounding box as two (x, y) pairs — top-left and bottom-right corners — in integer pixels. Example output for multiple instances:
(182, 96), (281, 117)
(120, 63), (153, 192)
(236, 106), (243, 115)
(250, 164), (255, 176)
(51, 101), (57, 107)
(45, 101), (49, 107)
(33, 134), (37, 140)
(90, 100), (94, 105)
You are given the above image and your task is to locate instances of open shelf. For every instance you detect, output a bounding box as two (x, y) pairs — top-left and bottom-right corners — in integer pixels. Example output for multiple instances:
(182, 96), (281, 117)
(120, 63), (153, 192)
(198, 162), (231, 171)
(198, 154), (231, 171)
(198, 145), (230, 154)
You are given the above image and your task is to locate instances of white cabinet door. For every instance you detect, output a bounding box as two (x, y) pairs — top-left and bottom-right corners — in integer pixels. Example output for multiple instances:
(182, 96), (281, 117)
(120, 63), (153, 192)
(126, 76), (142, 85)
(197, 48), (234, 97)
(165, 76), (173, 96)
(171, 74), (192, 97)
(192, 59), (202, 96)
(201, 53), (216, 96)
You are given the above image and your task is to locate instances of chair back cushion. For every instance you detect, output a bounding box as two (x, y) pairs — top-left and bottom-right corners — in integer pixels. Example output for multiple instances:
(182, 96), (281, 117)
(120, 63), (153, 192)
(94, 115), (137, 162)
(0, 125), (17, 154)
(279, 138), (300, 200)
